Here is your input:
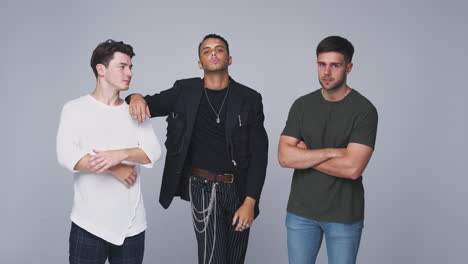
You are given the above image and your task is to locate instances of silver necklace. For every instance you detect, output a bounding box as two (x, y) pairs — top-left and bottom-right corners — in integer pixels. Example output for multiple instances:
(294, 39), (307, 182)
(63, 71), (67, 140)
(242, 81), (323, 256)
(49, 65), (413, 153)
(204, 85), (230, 124)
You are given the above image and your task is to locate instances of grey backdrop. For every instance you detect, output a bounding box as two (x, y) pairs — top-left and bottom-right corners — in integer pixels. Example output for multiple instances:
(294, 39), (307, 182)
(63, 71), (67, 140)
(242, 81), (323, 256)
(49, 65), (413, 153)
(2, 0), (467, 263)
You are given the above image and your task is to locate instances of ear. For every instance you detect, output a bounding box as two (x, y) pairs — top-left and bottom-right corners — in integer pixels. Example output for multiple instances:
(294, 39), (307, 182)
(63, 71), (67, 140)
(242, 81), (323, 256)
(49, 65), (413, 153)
(198, 60), (203, 70)
(345, 62), (353, 75)
(228, 56), (232, 66)
(96, 64), (106, 77)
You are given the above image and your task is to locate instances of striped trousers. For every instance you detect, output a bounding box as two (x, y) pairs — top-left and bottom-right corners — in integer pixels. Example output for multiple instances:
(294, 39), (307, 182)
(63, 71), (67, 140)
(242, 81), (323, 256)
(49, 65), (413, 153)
(189, 174), (250, 264)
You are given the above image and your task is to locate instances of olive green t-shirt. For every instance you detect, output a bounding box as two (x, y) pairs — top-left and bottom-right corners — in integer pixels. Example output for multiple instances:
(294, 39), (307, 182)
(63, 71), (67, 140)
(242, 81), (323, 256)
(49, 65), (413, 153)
(282, 89), (378, 223)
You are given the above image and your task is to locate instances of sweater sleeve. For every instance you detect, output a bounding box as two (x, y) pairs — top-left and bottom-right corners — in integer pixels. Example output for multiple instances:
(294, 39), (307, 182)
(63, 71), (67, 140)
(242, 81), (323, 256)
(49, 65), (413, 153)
(136, 120), (161, 168)
(56, 103), (91, 172)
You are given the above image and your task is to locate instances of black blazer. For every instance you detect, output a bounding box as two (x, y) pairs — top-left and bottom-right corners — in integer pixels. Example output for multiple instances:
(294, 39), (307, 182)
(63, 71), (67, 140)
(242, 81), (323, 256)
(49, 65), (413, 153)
(134, 77), (268, 217)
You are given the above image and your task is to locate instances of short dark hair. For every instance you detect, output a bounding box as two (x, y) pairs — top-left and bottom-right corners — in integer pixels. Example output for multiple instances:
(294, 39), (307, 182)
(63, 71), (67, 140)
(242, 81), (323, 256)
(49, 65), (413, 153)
(90, 39), (135, 78)
(316, 36), (354, 63)
(198, 34), (230, 57)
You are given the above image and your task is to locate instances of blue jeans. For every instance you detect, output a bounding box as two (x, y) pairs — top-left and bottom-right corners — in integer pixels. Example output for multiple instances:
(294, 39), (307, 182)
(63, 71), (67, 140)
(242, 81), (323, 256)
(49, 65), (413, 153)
(286, 212), (363, 264)
(69, 222), (145, 264)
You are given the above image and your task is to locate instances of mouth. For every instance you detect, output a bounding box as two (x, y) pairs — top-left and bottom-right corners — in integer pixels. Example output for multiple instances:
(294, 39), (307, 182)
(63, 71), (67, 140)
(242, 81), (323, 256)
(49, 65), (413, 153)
(123, 80), (131, 85)
(210, 58), (220, 64)
(322, 79), (333, 84)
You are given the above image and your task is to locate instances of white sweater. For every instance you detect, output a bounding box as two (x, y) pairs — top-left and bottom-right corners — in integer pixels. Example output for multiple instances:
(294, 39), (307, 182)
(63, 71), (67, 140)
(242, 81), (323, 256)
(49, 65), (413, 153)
(56, 94), (161, 245)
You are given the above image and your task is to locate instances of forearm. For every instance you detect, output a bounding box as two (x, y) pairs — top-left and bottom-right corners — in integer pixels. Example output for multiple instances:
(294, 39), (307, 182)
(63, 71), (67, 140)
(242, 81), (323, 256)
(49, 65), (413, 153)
(128, 84), (180, 118)
(314, 154), (371, 180)
(74, 154), (135, 176)
(279, 144), (339, 169)
(85, 147), (151, 174)
(74, 154), (93, 172)
(120, 147), (151, 164)
(313, 156), (356, 179)
(314, 142), (374, 180)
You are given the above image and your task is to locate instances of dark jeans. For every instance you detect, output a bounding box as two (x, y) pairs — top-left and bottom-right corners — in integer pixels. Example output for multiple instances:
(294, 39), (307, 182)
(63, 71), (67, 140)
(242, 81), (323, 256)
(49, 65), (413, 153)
(190, 175), (250, 264)
(69, 222), (145, 264)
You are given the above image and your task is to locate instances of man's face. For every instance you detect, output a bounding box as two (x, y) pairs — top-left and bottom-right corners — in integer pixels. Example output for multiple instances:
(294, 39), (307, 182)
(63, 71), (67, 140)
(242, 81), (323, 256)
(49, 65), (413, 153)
(317, 52), (352, 91)
(99, 52), (133, 91)
(198, 38), (231, 72)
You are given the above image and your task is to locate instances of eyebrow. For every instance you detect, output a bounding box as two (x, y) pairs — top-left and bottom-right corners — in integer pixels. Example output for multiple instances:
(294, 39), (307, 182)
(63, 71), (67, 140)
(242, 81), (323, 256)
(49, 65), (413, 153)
(317, 61), (343, 65)
(202, 45), (225, 50)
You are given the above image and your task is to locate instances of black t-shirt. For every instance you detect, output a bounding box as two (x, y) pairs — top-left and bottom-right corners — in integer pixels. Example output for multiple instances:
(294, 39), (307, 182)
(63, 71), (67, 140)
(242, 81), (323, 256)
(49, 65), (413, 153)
(281, 89), (378, 223)
(188, 87), (233, 172)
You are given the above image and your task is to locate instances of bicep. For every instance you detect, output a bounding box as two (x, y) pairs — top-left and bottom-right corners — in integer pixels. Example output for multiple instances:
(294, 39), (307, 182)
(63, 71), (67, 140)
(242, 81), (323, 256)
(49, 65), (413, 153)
(56, 105), (90, 171)
(349, 108), (378, 149)
(279, 135), (300, 149)
(346, 143), (374, 168)
(281, 98), (303, 140)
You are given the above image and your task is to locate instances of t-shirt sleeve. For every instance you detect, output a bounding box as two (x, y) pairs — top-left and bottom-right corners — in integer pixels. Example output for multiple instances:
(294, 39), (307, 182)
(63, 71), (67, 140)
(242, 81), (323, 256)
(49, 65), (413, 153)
(281, 98), (303, 140)
(137, 120), (161, 169)
(56, 103), (91, 172)
(348, 106), (378, 149)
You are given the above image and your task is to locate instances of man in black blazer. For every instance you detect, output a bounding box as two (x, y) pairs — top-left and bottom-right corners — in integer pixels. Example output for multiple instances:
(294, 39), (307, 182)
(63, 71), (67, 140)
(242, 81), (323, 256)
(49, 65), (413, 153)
(126, 34), (268, 264)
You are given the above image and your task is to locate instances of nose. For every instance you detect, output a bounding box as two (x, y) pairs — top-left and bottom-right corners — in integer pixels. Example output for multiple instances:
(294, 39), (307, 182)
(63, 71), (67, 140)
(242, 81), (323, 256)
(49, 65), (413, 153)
(324, 65), (331, 75)
(126, 68), (133, 78)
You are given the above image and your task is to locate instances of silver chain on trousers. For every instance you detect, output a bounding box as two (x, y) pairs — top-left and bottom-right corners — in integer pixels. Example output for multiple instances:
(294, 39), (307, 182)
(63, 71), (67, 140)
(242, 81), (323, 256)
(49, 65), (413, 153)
(189, 177), (219, 264)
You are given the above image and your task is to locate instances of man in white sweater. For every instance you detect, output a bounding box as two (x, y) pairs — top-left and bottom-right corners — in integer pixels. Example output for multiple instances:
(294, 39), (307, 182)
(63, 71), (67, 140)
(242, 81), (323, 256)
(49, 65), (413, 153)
(56, 39), (161, 264)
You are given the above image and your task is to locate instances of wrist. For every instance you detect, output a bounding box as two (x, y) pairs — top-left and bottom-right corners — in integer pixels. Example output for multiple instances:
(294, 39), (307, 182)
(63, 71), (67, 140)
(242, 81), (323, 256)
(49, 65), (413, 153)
(120, 149), (129, 162)
(243, 196), (256, 207)
(131, 94), (145, 102)
(107, 164), (121, 175)
(325, 148), (335, 158)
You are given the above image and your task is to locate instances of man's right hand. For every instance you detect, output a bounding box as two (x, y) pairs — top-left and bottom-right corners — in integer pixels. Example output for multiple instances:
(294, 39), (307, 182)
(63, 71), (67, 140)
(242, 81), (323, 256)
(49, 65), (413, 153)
(129, 94), (151, 123)
(108, 163), (137, 188)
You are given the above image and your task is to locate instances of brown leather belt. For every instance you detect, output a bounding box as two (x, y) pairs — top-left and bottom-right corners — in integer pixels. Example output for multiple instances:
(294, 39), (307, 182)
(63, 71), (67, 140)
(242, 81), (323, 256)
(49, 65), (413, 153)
(191, 168), (234, 183)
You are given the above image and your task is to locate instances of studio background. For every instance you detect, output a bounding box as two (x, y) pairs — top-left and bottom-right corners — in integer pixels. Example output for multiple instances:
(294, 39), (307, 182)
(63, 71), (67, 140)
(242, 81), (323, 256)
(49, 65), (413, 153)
(2, 0), (467, 263)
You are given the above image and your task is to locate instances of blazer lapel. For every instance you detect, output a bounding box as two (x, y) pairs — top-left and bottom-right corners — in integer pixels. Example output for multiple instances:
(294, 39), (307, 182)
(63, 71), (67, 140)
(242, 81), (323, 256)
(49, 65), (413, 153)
(184, 78), (204, 134)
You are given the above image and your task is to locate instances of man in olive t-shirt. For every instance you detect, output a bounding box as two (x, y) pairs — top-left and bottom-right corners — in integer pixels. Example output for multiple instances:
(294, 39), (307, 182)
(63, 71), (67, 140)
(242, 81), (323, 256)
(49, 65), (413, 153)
(278, 36), (378, 264)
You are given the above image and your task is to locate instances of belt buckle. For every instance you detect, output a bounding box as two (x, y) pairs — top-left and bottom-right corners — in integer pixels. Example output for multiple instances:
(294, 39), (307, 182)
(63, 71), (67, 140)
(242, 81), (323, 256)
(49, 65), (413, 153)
(224, 173), (234, 183)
